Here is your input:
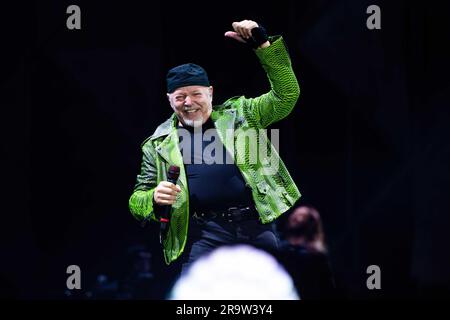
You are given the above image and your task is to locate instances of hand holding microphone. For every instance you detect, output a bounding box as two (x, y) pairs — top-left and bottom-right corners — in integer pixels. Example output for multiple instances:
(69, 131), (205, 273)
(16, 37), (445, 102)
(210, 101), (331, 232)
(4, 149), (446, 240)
(224, 19), (270, 49)
(154, 166), (180, 242)
(153, 181), (181, 207)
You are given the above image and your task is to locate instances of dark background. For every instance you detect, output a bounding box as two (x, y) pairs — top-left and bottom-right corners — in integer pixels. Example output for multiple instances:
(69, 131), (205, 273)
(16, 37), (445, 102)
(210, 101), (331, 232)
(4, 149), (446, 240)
(1, 0), (449, 299)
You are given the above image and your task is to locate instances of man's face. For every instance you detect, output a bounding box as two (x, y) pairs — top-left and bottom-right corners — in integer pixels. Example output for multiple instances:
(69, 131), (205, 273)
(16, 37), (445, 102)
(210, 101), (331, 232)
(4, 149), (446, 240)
(167, 85), (213, 127)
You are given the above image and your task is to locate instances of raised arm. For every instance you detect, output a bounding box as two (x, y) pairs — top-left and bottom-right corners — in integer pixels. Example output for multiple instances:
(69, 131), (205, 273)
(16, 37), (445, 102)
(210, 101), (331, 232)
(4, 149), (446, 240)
(225, 21), (300, 128)
(248, 36), (300, 128)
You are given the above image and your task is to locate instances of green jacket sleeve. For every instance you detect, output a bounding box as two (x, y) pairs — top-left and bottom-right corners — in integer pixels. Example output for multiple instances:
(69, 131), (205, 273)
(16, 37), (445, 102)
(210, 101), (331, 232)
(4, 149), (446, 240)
(128, 142), (158, 221)
(244, 36), (300, 128)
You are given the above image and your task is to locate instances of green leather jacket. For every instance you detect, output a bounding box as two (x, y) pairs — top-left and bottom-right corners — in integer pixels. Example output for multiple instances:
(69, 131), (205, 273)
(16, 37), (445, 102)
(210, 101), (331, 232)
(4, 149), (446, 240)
(129, 36), (301, 264)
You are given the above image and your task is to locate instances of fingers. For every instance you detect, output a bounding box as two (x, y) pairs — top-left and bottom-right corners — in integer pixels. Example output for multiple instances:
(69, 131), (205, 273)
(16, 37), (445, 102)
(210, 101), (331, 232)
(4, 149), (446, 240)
(157, 191), (177, 201)
(156, 198), (176, 205)
(231, 20), (258, 39)
(154, 181), (181, 205)
(159, 181), (181, 192)
(157, 185), (180, 197)
(154, 191), (177, 205)
(224, 31), (246, 43)
(232, 22), (248, 39)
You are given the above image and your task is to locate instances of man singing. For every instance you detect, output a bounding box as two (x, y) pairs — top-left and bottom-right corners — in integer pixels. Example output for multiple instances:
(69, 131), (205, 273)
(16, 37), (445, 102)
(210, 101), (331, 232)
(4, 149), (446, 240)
(129, 19), (301, 274)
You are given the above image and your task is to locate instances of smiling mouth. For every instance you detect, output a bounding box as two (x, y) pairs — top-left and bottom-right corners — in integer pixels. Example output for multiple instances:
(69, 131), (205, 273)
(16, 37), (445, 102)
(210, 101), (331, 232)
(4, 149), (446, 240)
(184, 109), (200, 114)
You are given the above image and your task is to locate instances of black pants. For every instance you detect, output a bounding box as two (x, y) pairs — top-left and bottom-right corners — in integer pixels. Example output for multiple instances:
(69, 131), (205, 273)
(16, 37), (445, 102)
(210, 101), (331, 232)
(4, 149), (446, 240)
(180, 215), (280, 276)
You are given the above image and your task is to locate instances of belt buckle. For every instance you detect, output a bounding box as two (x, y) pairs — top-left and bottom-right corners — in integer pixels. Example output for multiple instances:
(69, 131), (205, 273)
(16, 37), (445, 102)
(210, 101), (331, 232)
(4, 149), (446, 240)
(193, 212), (207, 224)
(223, 207), (240, 223)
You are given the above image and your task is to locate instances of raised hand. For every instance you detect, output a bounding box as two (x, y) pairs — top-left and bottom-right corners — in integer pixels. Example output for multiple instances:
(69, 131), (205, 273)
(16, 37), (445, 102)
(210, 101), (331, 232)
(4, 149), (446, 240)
(225, 20), (270, 48)
(224, 20), (259, 43)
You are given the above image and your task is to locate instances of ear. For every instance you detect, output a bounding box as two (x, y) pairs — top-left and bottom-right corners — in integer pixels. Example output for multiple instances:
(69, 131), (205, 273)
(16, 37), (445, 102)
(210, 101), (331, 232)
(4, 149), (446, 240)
(208, 86), (214, 99)
(167, 93), (176, 112)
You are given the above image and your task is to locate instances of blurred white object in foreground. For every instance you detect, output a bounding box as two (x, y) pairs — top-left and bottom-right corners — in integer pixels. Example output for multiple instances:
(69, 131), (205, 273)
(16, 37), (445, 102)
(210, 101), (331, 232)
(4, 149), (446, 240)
(170, 245), (300, 300)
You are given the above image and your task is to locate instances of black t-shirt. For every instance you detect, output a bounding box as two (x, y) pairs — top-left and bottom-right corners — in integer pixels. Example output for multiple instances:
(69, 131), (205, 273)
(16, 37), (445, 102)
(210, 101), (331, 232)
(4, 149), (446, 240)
(177, 119), (254, 213)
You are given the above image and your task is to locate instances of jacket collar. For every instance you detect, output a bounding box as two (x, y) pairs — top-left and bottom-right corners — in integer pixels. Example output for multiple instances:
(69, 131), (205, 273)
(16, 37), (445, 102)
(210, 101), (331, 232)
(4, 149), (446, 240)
(150, 114), (177, 141)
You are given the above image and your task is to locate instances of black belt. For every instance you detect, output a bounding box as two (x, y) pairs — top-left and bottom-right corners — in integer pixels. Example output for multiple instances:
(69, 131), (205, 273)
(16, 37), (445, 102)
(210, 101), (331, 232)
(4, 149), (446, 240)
(193, 206), (259, 223)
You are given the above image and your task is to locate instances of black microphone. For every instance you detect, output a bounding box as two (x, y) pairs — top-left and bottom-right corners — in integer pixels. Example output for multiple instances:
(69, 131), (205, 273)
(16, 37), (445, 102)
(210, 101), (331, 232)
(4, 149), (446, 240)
(160, 165), (180, 243)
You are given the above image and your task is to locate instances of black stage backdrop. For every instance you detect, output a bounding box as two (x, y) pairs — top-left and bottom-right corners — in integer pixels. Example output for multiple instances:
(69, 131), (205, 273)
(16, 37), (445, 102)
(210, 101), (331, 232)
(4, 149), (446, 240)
(1, 0), (450, 299)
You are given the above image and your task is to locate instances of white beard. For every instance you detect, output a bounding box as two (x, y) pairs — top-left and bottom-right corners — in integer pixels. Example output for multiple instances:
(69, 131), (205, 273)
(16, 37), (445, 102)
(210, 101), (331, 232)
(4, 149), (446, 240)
(182, 117), (205, 128)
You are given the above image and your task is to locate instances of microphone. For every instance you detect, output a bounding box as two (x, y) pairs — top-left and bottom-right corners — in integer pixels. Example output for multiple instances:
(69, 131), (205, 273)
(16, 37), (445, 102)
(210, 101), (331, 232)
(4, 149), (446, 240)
(160, 165), (180, 243)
